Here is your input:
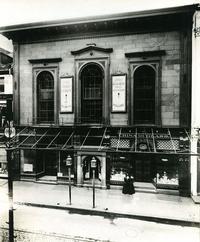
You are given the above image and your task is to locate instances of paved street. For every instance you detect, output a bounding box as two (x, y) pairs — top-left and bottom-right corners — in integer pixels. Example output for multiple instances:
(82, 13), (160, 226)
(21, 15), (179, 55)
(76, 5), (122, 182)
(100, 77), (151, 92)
(1, 205), (200, 242)
(0, 179), (200, 241)
(0, 180), (199, 225)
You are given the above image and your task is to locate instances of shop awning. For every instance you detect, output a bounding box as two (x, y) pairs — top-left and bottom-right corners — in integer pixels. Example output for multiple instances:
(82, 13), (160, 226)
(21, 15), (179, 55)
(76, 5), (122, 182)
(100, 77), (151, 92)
(6, 126), (194, 155)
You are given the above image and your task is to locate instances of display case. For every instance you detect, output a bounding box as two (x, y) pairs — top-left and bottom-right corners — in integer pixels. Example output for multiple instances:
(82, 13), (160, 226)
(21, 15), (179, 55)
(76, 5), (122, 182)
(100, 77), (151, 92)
(0, 162), (8, 177)
(154, 156), (179, 189)
(21, 150), (36, 174)
(0, 147), (8, 177)
(110, 155), (133, 185)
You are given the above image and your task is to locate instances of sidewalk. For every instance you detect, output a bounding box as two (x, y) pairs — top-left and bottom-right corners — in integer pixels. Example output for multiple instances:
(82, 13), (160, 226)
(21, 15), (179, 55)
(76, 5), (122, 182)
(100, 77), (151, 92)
(1, 180), (200, 227)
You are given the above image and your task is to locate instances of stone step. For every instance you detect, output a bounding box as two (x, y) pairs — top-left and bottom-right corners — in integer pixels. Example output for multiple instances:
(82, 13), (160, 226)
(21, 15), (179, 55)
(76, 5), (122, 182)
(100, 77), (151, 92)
(36, 180), (57, 185)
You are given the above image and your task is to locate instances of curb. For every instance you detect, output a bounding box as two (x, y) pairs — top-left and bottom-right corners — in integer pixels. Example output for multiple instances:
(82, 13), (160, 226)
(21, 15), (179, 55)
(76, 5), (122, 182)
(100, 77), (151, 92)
(15, 202), (200, 228)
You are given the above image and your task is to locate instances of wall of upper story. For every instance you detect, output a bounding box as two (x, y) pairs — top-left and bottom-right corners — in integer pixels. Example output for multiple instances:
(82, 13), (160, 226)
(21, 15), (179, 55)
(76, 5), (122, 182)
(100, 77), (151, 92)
(15, 30), (183, 127)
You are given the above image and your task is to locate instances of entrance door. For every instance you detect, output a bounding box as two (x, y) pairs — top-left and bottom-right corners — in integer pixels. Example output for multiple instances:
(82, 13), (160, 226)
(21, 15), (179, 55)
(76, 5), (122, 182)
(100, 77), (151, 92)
(83, 156), (101, 180)
(80, 64), (103, 123)
(44, 152), (57, 176)
(135, 159), (152, 182)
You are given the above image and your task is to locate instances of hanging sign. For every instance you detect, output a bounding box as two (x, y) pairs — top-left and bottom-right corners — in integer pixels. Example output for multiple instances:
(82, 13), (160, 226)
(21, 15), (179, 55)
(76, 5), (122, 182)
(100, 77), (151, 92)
(111, 74), (126, 112)
(60, 76), (73, 113)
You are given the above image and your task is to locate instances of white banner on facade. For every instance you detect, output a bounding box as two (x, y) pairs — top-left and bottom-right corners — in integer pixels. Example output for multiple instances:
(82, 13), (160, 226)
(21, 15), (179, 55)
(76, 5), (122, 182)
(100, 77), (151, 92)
(112, 74), (126, 112)
(60, 76), (73, 113)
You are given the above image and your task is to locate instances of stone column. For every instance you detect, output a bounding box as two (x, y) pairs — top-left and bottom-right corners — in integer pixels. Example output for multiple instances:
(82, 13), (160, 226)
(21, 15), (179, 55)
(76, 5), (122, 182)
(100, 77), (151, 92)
(76, 155), (83, 186)
(101, 156), (106, 189)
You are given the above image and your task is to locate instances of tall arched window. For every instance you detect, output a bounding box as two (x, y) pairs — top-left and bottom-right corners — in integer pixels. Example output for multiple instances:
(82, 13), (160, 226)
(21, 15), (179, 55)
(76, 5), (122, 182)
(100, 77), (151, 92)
(80, 64), (103, 123)
(133, 65), (156, 124)
(37, 71), (54, 123)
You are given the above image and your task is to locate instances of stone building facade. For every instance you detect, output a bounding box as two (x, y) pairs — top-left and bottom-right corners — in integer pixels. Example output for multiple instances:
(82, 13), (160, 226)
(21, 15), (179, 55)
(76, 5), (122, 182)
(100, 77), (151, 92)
(1, 4), (200, 197)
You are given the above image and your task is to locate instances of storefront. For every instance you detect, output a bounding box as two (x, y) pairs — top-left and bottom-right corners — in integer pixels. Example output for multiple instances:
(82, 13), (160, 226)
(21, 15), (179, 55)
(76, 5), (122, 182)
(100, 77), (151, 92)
(1, 4), (200, 197)
(4, 126), (190, 196)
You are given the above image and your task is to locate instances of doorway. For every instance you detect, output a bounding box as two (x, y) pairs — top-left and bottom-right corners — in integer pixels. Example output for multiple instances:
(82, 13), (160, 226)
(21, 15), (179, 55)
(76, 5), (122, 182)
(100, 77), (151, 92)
(83, 156), (101, 180)
(80, 64), (103, 123)
(44, 151), (57, 176)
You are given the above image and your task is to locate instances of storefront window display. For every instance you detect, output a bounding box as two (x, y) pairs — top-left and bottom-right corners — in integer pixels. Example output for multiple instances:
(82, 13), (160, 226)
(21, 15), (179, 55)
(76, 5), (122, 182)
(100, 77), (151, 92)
(110, 155), (133, 184)
(154, 156), (179, 189)
(0, 147), (7, 177)
(0, 162), (7, 176)
(21, 150), (36, 174)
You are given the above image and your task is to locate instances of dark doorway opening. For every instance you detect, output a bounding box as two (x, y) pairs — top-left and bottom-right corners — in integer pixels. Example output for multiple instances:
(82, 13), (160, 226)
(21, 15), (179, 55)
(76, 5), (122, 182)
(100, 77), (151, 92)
(44, 151), (57, 176)
(134, 159), (152, 182)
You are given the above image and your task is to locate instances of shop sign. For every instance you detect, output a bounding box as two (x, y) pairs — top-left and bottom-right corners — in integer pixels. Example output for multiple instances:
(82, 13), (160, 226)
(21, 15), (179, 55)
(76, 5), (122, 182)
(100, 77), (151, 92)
(111, 74), (126, 112)
(60, 76), (73, 113)
(120, 132), (170, 139)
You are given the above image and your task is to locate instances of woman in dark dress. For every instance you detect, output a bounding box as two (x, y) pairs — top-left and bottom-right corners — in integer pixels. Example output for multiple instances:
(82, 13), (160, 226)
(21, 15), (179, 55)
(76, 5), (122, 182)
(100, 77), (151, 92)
(122, 174), (129, 194)
(128, 175), (135, 194)
(122, 174), (135, 194)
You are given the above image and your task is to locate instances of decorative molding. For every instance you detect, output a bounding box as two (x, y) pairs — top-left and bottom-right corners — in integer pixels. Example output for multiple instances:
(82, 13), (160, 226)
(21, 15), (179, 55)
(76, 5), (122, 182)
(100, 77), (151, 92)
(28, 58), (62, 64)
(60, 72), (71, 78)
(125, 50), (166, 58)
(71, 46), (113, 55)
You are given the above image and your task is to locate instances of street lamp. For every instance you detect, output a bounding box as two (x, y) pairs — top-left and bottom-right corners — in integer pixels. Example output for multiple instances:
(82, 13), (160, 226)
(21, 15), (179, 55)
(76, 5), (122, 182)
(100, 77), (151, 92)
(91, 157), (97, 208)
(7, 148), (14, 242)
(66, 155), (72, 205)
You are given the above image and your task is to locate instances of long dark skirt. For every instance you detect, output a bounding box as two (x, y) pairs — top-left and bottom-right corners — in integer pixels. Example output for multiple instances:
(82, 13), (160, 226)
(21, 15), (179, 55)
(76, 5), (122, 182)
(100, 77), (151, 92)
(122, 180), (130, 194)
(122, 178), (135, 195)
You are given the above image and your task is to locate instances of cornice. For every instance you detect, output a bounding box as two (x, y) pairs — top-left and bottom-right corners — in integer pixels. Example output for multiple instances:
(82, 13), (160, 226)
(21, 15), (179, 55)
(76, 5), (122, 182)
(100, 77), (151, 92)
(0, 4), (198, 33)
(28, 58), (62, 64)
(1, 4), (196, 43)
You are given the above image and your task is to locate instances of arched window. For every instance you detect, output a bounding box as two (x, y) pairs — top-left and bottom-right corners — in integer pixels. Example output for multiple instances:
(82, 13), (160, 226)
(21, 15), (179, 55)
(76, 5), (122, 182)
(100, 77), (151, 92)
(80, 64), (103, 123)
(133, 65), (156, 124)
(37, 71), (54, 123)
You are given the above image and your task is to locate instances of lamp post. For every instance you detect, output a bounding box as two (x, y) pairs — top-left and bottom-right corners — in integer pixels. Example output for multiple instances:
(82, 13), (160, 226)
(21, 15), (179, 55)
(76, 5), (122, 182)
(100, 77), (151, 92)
(7, 147), (14, 242)
(91, 157), (97, 208)
(66, 155), (72, 205)
(5, 100), (15, 242)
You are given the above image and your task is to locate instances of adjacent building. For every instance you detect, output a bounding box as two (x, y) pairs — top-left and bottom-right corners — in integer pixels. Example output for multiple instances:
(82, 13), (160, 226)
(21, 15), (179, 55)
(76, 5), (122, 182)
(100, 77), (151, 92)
(0, 47), (13, 128)
(0, 47), (13, 178)
(0, 4), (200, 198)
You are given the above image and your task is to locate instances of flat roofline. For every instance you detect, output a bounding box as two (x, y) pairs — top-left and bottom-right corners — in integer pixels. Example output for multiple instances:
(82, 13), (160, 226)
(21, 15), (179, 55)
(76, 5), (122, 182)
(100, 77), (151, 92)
(0, 4), (198, 33)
